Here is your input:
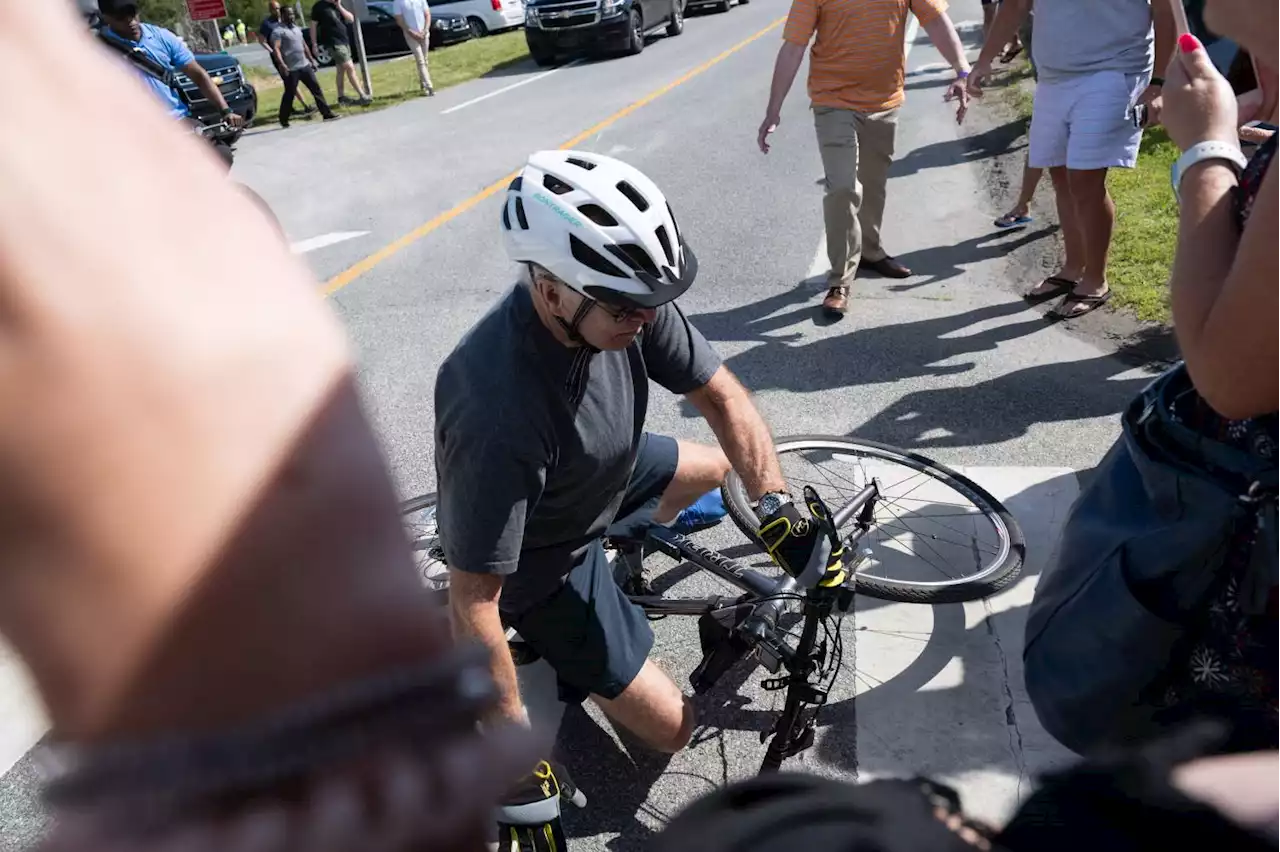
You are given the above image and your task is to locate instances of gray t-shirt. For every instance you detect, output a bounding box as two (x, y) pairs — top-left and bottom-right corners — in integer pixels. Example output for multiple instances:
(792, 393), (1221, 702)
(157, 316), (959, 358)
(271, 24), (311, 72)
(434, 284), (722, 613)
(1031, 0), (1154, 81)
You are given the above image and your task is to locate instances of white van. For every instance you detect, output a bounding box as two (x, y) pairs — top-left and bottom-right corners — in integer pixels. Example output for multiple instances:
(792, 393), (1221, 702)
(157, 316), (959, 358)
(431, 0), (525, 37)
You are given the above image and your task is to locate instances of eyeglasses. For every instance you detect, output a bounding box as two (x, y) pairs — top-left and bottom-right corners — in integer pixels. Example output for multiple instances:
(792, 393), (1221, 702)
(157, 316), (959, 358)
(535, 272), (645, 324)
(593, 300), (643, 324)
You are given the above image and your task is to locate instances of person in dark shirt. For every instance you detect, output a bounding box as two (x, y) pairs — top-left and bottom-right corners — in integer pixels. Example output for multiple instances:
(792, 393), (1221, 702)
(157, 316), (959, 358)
(258, 0), (313, 116)
(309, 0), (371, 106)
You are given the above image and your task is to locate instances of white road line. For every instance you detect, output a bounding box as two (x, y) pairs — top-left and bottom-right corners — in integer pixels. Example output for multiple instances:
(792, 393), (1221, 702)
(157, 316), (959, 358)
(903, 13), (920, 60)
(441, 59), (584, 115)
(0, 647), (45, 776)
(289, 231), (370, 254)
(806, 234), (828, 281)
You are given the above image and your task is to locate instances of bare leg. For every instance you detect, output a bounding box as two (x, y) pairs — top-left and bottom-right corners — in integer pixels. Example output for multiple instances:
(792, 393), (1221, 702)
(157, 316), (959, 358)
(343, 61), (368, 100)
(653, 440), (730, 524)
(998, 156), (1044, 223)
(334, 62), (346, 100)
(1065, 167), (1113, 299)
(1027, 166), (1085, 296)
(592, 660), (696, 753)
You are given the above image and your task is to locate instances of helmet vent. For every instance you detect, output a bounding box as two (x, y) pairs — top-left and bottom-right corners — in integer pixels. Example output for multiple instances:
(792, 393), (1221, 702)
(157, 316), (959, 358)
(606, 243), (659, 279)
(615, 181), (649, 212)
(578, 204), (618, 227)
(543, 174), (574, 195)
(508, 176), (523, 192)
(570, 234), (628, 278)
(566, 157), (597, 171)
(655, 225), (674, 267)
(501, 199), (512, 230)
(515, 197), (529, 230)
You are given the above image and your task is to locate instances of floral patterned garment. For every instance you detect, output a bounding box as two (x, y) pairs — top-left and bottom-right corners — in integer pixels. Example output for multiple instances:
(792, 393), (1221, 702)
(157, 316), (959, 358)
(1155, 133), (1279, 751)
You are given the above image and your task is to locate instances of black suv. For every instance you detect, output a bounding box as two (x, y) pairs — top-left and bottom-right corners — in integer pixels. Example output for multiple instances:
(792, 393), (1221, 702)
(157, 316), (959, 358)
(524, 0), (685, 66)
(173, 53), (258, 142)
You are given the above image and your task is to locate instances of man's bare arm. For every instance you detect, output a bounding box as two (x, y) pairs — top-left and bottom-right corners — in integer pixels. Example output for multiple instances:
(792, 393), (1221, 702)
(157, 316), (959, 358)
(685, 366), (786, 500)
(758, 42), (807, 153)
(920, 13), (971, 76)
(448, 569), (526, 725)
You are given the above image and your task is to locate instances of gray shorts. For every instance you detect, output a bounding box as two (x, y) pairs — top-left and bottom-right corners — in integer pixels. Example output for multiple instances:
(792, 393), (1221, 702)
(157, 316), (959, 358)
(502, 433), (679, 704)
(329, 42), (353, 64)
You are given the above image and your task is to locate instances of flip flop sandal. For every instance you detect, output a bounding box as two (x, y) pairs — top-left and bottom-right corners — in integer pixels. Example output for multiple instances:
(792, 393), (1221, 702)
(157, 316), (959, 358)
(994, 212), (1033, 229)
(999, 44), (1024, 63)
(1023, 275), (1077, 304)
(1051, 290), (1112, 319)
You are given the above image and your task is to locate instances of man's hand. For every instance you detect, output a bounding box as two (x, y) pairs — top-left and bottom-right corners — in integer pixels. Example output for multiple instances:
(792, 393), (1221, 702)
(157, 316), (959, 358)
(496, 760), (587, 852)
(944, 75), (971, 124)
(757, 499), (828, 585)
(758, 111), (781, 154)
(1137, 83), (1164, 127)
(966, 58), (992, 98)
(226, 112), (245, 129)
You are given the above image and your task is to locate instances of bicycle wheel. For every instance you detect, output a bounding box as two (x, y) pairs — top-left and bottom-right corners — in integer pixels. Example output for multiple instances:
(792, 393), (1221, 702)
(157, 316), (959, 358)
(721, 436), (1024, 604)
(402, 492), (449, 601)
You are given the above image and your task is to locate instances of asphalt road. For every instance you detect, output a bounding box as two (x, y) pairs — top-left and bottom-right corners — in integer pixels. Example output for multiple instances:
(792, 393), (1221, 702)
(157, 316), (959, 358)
(1, 2), (1165, 847)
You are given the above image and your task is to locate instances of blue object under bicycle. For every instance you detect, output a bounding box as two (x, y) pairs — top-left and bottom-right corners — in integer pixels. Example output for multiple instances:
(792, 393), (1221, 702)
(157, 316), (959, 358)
(671, 489), (728, 534)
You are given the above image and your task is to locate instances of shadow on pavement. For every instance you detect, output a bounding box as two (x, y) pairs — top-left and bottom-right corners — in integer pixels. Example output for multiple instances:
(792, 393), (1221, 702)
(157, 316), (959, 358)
(558, 704), (678, 849)
(688, 297), (1052, 400)
(890, 118), (1029, 178)
(886, 225), (1055, 286)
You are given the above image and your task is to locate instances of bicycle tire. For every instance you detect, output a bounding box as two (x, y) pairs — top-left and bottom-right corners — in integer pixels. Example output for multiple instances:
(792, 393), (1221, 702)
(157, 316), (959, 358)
(721, 435), (1024, 604)
(401, 491), (448, 601)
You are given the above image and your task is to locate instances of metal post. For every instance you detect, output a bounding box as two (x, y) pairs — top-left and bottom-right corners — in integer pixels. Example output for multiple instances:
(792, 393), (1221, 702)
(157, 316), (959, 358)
(350, 0), (374, 97)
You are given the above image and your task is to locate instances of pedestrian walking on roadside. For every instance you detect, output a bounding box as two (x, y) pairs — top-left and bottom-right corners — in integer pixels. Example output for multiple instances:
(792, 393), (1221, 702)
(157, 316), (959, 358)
(259, 0), (315, 117)
(757, 0), (973, 318)
(393, 0), (435, 95)
(969, 0), (1175, 319)
(272, 6), (339, 127)
(310, 0), (372, 106)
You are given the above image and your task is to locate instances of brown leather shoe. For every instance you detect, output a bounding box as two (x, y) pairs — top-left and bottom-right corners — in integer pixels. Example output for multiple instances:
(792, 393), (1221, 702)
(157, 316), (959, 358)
(860, 255), (912, 278)
(822, 285), (849, 317)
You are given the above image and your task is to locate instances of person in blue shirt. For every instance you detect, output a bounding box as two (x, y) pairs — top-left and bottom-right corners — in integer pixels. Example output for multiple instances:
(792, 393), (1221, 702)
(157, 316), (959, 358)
(96, 0), (243, 129)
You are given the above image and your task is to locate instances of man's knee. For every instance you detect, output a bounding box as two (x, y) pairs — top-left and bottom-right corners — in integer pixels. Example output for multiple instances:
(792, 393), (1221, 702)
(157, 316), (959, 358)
(676, 441), (730, 491)
(653, 696), (697, 753)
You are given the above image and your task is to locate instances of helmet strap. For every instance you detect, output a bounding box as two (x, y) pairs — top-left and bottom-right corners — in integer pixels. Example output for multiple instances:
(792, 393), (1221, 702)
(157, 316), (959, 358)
(556, 297), (599, 353)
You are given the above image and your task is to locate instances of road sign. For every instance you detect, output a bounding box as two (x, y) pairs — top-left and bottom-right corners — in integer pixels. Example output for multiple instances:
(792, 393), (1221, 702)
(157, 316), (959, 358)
(187, 0), (228, 20)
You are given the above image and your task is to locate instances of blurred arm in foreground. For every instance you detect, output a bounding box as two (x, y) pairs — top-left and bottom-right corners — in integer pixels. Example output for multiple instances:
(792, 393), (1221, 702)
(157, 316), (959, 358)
(0, 1), (535, 848)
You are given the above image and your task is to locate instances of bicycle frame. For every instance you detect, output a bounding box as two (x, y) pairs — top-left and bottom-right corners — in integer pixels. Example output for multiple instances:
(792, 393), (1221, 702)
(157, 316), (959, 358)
(608, 479), (880, 773)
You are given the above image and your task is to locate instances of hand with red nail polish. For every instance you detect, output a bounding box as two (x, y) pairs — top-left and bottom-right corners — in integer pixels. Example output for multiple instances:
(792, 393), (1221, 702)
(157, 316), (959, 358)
(1162, 30), (1240, 150)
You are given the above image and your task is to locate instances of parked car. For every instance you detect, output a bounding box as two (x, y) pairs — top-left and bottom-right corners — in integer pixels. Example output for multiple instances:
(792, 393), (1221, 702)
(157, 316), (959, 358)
(172, 53), (258, 142)
(683, 0), (744, 14)
(524, 0), (683, 66)
(311, 1), (472, 65)
(432, 0), (526, 38)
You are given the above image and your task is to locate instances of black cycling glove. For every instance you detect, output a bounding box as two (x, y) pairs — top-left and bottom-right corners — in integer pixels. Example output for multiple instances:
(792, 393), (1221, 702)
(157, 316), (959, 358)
(496, 759), (586, 852)
(758, 487), (847, 588)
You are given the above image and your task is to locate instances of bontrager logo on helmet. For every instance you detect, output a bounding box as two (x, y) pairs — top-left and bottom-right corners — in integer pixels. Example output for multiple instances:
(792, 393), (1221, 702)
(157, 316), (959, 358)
(501, 150), (697, 309)
(530, 191), (584, 228)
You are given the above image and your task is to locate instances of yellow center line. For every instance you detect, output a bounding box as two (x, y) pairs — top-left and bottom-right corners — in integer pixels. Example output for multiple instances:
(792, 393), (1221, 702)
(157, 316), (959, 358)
(323, 16), (786, 297)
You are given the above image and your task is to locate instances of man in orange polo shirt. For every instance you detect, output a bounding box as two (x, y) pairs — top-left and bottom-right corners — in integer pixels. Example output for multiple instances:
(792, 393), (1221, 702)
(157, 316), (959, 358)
(759, 0), (973, 317)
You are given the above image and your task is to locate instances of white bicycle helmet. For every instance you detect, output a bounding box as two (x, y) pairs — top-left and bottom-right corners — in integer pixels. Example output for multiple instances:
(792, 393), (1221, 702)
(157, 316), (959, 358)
(501, 150), (697, 309)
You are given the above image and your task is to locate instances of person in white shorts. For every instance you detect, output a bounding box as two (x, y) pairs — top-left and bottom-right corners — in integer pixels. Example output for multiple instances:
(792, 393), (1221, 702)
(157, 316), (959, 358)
(969, 0), (1176, 318)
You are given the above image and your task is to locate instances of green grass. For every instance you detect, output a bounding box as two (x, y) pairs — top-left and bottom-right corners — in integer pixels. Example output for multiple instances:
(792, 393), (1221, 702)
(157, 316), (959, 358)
(1106, 129), (1179, 323)
(994, 59), (1178, 324)
(247, 31), (530, 125)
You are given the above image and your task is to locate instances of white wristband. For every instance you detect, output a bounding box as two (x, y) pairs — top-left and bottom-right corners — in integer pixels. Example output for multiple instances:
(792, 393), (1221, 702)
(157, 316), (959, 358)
(1171, 140), (1248, 201)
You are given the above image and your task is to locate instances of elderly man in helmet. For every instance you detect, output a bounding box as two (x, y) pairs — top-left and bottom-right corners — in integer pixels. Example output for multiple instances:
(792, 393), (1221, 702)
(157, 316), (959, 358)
(435, 151), (834, 760)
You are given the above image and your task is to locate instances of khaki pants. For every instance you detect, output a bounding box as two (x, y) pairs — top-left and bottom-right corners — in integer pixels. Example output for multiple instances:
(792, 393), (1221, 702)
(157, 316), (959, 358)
(405, 33), (433, 90)
(813, 105), (899, 283)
